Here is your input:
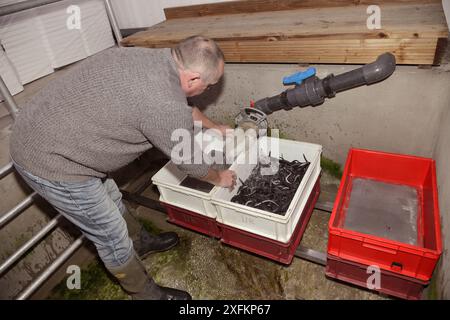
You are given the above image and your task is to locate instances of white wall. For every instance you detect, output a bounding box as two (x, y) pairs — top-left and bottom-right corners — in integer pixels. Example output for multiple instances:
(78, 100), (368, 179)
(433, 90), (450, 299)
(0, 0), (115, 102)
(110, 0), (235, 29)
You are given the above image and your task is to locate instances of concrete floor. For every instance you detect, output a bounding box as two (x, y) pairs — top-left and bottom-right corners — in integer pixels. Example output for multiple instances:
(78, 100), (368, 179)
(46, 153), (387, 300)
(2, 61), (389, 300)
(129, 167), (386, 300)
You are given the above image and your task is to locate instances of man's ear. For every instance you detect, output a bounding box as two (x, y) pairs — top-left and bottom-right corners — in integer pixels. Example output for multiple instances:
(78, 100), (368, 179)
(184, 69), (201, 87)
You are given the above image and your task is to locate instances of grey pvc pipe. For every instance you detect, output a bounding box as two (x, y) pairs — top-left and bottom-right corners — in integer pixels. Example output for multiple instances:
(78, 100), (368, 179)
(0, 76), (19, 119)
(0, 215), (61, 275)
(0, 162), (14, 180)
(0, 192), (38, 229)
(0, 0), (64, 17)
(328, 52), (397, 93)
(16, 235), (85, 300)
(253, 52), (396, 114)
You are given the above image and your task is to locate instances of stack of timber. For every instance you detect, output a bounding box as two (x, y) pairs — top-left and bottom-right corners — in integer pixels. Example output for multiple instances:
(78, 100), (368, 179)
(121, 0), (449, 65)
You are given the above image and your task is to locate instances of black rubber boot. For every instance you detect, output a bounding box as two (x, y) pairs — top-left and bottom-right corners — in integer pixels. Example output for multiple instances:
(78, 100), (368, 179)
(123, 208), (179, 258)
(135, 227), (179, 259)
(108, 253), (192, 300)
(133, 279), (192, 301)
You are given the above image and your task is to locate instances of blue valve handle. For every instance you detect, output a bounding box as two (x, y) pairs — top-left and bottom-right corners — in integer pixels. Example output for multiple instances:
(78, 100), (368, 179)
(282, 67), (316, 86)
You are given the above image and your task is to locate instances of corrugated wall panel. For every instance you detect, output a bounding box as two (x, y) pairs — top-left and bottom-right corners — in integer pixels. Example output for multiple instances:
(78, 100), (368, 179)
(0, 10), (54, 84)
(0, 0), (25, 6)
(37, 0), (87, 68)
(79, 0), (115, 56)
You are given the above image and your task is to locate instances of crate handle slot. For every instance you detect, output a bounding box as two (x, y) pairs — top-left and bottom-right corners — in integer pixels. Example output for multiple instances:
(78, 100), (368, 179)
(391, 262), (403, 271)
(362, 243), (397, 255)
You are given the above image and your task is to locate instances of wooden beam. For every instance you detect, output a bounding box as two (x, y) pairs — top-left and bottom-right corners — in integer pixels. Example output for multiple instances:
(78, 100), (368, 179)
(125, 37), (437, 65)
(164, 0), (442, 20)
(218, 38), (438, 64)
(125, 3), (448, 45)
(122, 1), (448, 65)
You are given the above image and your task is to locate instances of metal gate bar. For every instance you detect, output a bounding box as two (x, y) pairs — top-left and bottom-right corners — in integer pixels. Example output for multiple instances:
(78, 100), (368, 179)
(0, 214), (61, 275)
(0, 162), (14, 179)
(0, 192), (38, 228)
(16, 235), (85, 300)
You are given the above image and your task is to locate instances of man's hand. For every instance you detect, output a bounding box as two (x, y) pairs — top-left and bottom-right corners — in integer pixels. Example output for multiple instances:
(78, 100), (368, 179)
(201, 168), (237, 190)
(218, 169), (237, 189)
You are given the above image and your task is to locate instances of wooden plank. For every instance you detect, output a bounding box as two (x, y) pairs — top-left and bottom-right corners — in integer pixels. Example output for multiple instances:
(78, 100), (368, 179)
(122, 2), (448, 65)
(123, 3), (448, 46)
(217, 38), (438, 64)
(164, 0), (441, 20)
(124, 37), (437, 65)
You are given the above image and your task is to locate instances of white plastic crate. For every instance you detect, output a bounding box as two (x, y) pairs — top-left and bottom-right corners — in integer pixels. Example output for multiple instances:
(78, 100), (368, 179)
(151, 161), (219, 218)
(151, 130), (245, 218)
(211, 136), (322, 243)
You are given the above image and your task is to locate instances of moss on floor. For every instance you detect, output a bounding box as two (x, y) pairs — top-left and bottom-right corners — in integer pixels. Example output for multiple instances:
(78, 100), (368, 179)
(320, 156), (343, 179)
(47, 224), (386, 300)
(47, 218), (166, 300)
(138, 217), (163, 235)
(148, 233), (191, 277)
(426, 275), (439, 300)
(48, 260), (128, 300)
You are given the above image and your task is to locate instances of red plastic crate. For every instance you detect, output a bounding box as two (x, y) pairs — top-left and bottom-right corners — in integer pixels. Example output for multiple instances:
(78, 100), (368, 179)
(218, 177), (320, 265)
(328, 148), (442, 282)
(163, 203), (222, 238)
(326, 254), (429, 300)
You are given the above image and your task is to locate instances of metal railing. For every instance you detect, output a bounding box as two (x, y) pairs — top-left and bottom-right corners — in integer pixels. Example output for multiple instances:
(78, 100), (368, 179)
(104, 0), (122, 45)
(0, 0), (122, 299)
(0, 164), (86, 300)
(0, 191), (38, 229)
(0, 214), (62, 275)
(16, 235), (85, 300)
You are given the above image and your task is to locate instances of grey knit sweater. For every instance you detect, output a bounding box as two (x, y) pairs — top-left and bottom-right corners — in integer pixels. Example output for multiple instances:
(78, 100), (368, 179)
(10, 47), (210, 182)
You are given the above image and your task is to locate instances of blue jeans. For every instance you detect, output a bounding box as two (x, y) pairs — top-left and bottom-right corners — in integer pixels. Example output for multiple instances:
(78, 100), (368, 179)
(12, 159), (134, 268)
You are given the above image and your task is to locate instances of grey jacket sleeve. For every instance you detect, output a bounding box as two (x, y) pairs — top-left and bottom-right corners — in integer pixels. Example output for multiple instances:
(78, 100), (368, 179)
(140, 101), (210, 178)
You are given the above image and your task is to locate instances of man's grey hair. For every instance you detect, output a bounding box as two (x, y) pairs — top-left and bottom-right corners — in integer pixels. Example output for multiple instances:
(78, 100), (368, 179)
(172, 35), (224, 84)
